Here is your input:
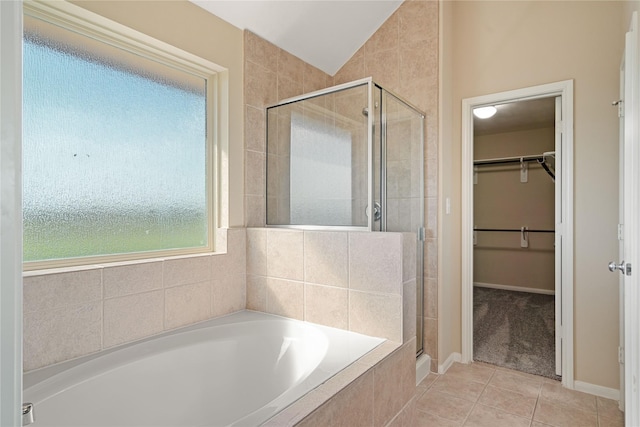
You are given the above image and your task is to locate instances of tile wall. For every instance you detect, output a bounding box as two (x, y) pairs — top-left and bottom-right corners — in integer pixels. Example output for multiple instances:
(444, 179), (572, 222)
(246, 228), (416, 344)
(23, 228), (247, 371)
(244, 0), (440, 369)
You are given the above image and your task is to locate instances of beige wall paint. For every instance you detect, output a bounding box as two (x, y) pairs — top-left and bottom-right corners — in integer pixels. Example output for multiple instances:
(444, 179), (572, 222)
(441, 1), (624, 389)
(73, 0), (245, 228)
(474, 128), (555, 293)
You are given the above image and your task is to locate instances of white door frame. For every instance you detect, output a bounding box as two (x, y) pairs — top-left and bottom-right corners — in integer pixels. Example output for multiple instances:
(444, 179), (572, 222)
(461, 80), (575, 388)
(0, 0), (24, 425)
(622, 11), (640, 424)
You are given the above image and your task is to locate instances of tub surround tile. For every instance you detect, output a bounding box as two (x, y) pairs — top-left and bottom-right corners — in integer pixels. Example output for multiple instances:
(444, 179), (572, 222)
(23, 302), (102, 371)
(103, 290), (164, 348)
(212, 273), (246, 317)
(246, 274), (267, 312)
(303, 231), (349, 288)
(330, 369), (375, 427)
(374, 345), (406, 427)
(403, 279), (417, 342)
(247, 228), (267, 275)
(348, 232), (402, 294)
(244, 30), (278, 73)
(165, 281), (211, 330)
(402, 233), (417, 282)
(267, 229), (304, 280)
(245, 105), (266, 152)
(245, 195), (265, 227)
(266, 277), (304, 320)
(349, 290), (402, 342)
(304, 284), (348, 330)
(23, 269), (102, 312)
(103, 261), (162, 299)
(163, 255), (211, 288)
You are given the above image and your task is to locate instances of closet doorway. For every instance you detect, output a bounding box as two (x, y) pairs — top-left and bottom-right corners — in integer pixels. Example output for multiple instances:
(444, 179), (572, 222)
(461, 81), (575, 387)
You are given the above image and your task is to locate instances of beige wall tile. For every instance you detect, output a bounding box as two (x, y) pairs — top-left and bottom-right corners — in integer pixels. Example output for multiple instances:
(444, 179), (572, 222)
(103, 261), (162, 299)
(245, 150), (265, 197)
(277, 75), (304, 101)
(403, 280), (417, 342)
(365, 11), (399, 55)
(333, 48), (365, 86)
(245, 60), (278, 109)
(163, 255), (211, 288)
(349, 232), (402, 294)
(349, 290), (402, 342)
(246, 227), (267, 275)
(424, 277), (438, 318)
(304, 231), (349, 287)
(365, 49), (399, 90)
(266, 277), (304, 320)
(398, 0), (431, 45)
(23, 302), (102, 371)
(165, 281), (211, 330)
(244, 30), (278, 73)
(246, 274), (267, 312)
(212, 273), (246, 317)
(278, 49), (305, 84)
(423, 317), (438, 361)
(224, 228), (247, 272)
(103, 290), (164, 348)
(245, 195), (265, 227)
(267, 229), (304, 280)
(24, 269), (102, 313)
(304, 284), (348, 330)
(245, 105), (266, 153)
(303, 63), (331, 93)
(401, 339), (417, 404)
(424, 238), (438, 279)
(403, 232), (417, 282)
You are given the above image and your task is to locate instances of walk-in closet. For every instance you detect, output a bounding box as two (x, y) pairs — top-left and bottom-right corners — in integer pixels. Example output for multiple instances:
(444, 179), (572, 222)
(472, 97), (560, 379)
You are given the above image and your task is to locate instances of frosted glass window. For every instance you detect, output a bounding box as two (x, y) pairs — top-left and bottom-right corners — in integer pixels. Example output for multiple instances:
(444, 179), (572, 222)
(23, 15), (211, 263)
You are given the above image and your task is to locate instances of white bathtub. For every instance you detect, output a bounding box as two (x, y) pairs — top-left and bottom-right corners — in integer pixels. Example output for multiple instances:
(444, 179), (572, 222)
(23, 310), (384, 427)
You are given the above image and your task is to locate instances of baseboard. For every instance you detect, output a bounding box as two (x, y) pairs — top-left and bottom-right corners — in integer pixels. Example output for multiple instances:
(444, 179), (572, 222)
(474, 282), (555, 295)
(416, 354), (431, 386)
(438, 352), (461, 374)
(574, 380), (620, 400)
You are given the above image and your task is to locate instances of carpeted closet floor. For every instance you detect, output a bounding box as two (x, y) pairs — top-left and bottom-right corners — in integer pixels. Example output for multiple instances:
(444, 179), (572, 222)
(473, 286), (560, 380)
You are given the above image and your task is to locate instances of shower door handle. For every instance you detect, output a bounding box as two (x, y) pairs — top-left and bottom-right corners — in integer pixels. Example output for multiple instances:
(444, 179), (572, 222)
(365, 202), (381, 221)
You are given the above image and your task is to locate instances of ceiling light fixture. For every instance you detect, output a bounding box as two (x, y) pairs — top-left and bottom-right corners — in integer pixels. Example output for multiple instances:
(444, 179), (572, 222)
(473, 106), (497, 119)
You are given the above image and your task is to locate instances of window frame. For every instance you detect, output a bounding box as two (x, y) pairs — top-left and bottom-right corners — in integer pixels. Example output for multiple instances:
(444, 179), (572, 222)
(23, 0), (226, 271)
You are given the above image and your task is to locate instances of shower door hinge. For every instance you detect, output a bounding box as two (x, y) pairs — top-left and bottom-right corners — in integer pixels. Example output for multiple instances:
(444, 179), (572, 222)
(418, 227), (425, 241)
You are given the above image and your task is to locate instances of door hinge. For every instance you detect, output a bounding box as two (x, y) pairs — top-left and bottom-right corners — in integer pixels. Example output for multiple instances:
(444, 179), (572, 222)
(618, 223), (624, 240)
(619, 346), (625, 364)
(626, 263), (632, 276)
(614, 100), (624, 117)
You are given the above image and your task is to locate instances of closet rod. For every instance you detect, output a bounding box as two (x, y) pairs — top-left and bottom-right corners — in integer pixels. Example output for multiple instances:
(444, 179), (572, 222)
(474, 154), (543, 166)
(474, 228), (554, 233)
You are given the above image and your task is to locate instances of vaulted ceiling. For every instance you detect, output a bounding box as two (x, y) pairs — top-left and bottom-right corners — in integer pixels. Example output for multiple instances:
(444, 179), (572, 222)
(189, 0), (403, 75)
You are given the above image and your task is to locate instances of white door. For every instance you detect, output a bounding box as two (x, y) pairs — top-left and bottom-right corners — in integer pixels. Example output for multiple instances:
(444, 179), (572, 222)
(615, 11), (640, 425)
(0, 1), (24, 425)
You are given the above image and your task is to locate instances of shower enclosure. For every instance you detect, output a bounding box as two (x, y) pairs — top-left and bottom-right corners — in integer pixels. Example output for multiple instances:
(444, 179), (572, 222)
(265, 78), (425, 356)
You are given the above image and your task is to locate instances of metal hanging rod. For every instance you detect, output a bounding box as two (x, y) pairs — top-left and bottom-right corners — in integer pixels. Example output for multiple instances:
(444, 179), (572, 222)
(473, 154), (544, 166)
(474, 228), (554, 233)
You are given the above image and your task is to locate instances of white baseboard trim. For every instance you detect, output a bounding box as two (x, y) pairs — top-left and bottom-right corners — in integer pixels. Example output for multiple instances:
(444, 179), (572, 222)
(474, 282), (555, 295)
(416, 354), (432, 386)
(438, 352), (462, 374)
(574, 380), (620, 400)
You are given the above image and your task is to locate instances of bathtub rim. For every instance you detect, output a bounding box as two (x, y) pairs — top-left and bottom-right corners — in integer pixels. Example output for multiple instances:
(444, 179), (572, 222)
(23, 309), (396, 426)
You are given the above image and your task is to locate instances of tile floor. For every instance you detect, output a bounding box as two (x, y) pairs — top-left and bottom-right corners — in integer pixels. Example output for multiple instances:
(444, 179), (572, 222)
(413, 362), (624, 427)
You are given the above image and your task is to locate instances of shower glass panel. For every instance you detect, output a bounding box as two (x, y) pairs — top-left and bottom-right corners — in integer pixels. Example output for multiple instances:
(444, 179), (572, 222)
(266, 83), (369, 227)
(265, 78), (425, 355)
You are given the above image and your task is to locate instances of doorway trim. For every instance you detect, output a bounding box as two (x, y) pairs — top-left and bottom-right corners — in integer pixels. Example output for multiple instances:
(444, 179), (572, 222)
(461, 80), (575, 388)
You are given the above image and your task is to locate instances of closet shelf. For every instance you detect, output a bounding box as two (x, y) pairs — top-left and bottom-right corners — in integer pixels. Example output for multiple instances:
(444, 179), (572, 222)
(474, 228), (554, 233)
(473, 154), (544, 166)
